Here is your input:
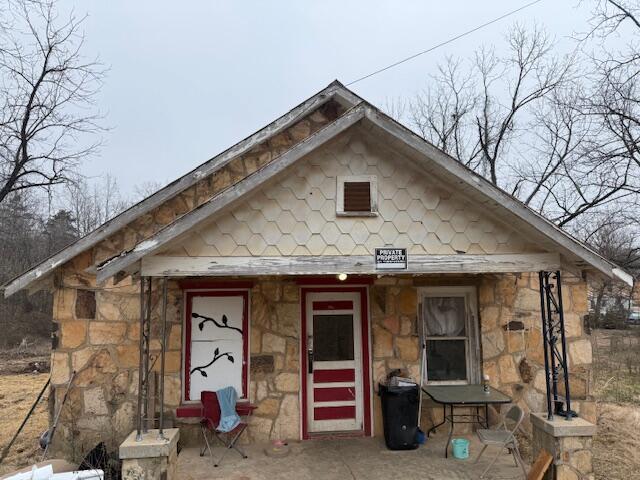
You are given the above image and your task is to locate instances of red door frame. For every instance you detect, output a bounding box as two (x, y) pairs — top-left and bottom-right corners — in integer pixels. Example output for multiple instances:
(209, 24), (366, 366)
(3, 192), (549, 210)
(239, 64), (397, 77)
(184, 290), (249, 401)
(300, 285), (372, 439)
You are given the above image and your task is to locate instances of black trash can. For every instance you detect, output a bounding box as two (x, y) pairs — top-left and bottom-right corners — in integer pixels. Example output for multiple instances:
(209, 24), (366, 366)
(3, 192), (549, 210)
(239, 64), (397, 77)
(378, 382), (420, 450)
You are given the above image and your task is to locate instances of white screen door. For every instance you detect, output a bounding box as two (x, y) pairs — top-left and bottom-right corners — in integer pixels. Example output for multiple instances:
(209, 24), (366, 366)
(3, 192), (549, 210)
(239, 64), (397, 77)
(305, 292), (364, 433)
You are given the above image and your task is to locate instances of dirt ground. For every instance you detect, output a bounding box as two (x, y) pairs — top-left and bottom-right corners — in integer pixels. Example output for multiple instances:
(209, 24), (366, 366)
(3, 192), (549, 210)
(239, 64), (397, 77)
(0, 330), (639, 478)
(0, 373), (50, 476)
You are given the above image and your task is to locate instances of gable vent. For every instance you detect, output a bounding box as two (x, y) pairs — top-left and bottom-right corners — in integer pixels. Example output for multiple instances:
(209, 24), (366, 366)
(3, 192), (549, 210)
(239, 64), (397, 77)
(343, 181), (372, 212)
(336, 175), (378, 216)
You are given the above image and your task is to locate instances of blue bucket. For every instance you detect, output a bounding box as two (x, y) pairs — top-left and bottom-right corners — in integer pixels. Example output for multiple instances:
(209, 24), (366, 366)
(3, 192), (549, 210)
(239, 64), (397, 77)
(451, 438), (469, 459)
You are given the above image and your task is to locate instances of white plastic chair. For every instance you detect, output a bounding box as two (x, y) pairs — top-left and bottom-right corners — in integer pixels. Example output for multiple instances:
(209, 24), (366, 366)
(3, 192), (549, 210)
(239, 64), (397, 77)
(474, 404), (527, 479)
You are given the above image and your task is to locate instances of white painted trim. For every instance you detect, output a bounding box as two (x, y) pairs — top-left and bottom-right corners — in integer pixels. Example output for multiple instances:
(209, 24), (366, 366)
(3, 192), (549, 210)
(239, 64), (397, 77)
(313, 401), (356, 408)
(419, 286), (480, 385)
(313, 382), (356, 389)
(140, 253), (562, 277)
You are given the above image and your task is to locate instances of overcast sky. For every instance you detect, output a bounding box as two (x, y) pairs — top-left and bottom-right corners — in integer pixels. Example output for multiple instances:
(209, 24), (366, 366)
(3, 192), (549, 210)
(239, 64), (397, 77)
(63, 0), (595, 194)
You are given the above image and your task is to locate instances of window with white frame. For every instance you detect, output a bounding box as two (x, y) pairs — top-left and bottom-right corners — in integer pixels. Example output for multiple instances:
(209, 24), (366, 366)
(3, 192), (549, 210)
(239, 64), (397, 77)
(420, 286), (480, 384)
(184, 290), (249, 401)
(336, 175), (377, 216)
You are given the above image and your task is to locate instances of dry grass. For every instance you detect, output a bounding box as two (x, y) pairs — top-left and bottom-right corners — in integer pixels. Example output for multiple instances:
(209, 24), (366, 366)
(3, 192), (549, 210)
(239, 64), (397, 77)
(0, 373), (50, 476)
(590, 328), (640, 479)
(593, 403), (640, 480)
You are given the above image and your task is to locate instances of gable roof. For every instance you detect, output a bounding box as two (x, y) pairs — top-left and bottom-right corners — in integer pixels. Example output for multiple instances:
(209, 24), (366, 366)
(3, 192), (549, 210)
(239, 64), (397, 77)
(2, 81), (633, 296)
(1, 82), (361, 297)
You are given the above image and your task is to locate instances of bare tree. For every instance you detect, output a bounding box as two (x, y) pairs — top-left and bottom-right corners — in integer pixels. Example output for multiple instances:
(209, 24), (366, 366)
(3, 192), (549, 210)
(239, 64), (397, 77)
(409, 24), (571, 186)
(0, 0), (104, 205)
(406, 21), (640, 230)
(63, 174), (128, 237)
(583, 1), (640, 172)
(408, 57), (479, 166)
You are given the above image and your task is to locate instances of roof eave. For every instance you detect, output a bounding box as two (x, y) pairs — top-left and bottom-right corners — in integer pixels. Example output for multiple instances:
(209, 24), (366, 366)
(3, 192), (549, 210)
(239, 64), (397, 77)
(2, 81), (361, 298)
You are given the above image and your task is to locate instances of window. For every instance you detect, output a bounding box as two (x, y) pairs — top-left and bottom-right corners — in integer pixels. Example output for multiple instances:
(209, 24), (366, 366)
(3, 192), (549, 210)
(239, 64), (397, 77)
(184, 290), (249, 401)
(336, 175), (377, 216)
(420, 286), (480, 384)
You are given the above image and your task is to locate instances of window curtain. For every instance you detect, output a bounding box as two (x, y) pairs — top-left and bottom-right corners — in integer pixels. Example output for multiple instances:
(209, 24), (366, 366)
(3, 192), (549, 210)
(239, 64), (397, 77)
(423, 297), (466, 336)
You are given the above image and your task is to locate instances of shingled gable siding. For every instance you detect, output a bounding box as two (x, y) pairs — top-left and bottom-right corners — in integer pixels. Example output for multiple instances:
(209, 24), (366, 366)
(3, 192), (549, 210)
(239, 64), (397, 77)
(90, 100), (346, 267)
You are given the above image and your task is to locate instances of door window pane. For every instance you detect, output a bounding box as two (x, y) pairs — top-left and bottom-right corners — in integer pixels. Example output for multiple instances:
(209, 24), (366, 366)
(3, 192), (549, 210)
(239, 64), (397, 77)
(426, 340), (467, 381)
(424, 296), (466, 336)
(313, 314), (354, 361)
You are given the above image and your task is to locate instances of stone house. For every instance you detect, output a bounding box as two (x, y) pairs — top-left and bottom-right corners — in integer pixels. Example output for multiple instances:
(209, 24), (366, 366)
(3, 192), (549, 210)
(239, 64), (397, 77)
(2, 82), (630, 474)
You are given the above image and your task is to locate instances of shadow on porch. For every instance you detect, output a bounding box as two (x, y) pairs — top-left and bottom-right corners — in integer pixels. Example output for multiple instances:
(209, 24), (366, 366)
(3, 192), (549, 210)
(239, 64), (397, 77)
(177, 433), (527, 480)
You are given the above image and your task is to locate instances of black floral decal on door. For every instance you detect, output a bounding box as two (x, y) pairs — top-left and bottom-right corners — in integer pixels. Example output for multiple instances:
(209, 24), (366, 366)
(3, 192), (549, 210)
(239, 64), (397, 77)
(190, 311), (242, 377)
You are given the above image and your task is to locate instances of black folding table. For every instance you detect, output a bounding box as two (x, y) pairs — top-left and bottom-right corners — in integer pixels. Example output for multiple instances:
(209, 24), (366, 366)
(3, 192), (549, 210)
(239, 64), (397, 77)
(422, 385), (512, 458)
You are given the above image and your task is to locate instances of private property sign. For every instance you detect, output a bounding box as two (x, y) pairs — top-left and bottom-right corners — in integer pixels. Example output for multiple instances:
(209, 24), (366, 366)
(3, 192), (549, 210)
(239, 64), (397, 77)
(375, 248), (407, 270)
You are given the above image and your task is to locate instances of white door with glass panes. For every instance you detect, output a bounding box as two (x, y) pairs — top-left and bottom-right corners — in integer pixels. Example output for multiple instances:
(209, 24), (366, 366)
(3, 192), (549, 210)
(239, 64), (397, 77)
(421, 287), (480, 384)
(305, 292), (364, 433)
(186, 292), (247, 401)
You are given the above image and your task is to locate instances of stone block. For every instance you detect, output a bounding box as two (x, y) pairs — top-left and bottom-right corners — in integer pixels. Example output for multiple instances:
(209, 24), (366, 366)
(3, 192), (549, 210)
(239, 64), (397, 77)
(262, 332), (286, 353)
(569, 449), (592, 474)
(89, 321), (127, 345)
(400, 316), (414, 335)
(372, 324), (393, 357)
(398, 288), (417, 315)
(168, 324), (182, 350)
(275, 372), (298, 392)
(249, 416), (272, 442)
(53, 288), (76, 321)
(569, 284), (588, 313)
(71, 347), (98, 372)
(284, 342), (299, 371)
(480, 306), (501, 330)
(568, 339), (592, 366)
(482, 329), (505, 359)
(396, 336), (419, 362)
(274, 303), (298, 337)
(60, 321), (87, 348)
(117, 344), (140, 368)
(51, 351), (70, 385)
(282, 283), (299, 302)
(498, 355), (520, 384)
(563, 313), (583, 338)
(507, 331), (525, 352)
(383, 316), (400, 334)
(84, 387), (109, 415)
(256, 397), (280, 418)
(272, 394), (299, 440)
(251, 327), (262, 354)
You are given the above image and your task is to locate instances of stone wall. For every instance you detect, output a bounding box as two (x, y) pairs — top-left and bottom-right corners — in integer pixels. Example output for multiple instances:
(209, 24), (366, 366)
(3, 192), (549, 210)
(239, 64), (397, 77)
(49, 252), (184, 460)
(47, 270), (594, 458)
(246, 279), (301, 442)
(367, 272), (594, 436)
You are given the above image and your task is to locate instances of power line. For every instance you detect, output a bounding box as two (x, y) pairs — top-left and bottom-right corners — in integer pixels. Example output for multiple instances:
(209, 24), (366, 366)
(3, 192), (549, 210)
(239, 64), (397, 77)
(346, 0), (545, 86)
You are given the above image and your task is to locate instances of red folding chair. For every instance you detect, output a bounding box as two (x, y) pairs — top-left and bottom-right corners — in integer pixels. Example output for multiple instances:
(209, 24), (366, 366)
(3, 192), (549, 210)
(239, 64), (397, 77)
(199, 390), (256, 467)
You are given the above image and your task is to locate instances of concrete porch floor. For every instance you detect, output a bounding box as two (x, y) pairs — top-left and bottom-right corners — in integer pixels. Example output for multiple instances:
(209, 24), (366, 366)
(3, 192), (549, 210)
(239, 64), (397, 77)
(176, 433), (528, 480)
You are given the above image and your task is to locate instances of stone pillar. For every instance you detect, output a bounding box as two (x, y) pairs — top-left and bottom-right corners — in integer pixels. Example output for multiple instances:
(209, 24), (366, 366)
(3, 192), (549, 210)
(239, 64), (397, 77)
(531, 413), (595, 480)
(119, 429), (180, 480)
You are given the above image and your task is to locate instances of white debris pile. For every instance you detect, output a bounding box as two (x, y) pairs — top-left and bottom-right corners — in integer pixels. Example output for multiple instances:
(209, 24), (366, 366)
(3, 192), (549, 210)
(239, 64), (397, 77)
(4, 465), (103, 480)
